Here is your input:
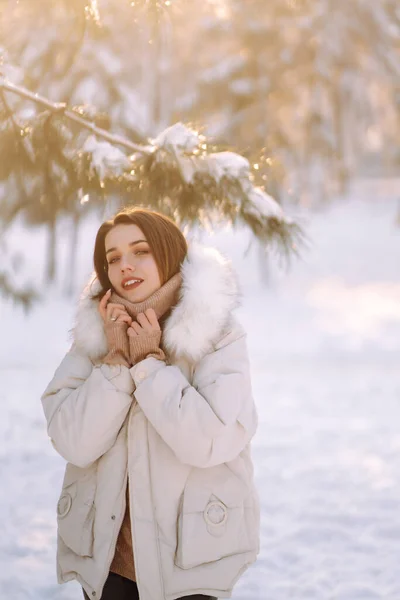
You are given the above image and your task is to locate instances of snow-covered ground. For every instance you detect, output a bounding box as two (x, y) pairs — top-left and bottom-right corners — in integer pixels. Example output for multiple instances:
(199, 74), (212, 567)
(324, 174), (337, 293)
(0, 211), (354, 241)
(1, 181), (400, 600)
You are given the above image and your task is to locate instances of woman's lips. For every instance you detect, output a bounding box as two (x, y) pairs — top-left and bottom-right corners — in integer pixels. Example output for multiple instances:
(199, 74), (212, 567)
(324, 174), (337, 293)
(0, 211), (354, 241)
(123, 281), (143, 291)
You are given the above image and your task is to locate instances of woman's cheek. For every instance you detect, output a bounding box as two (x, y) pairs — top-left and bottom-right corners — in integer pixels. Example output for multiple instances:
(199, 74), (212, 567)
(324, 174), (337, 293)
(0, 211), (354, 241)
(108, 267), (118, 287)
(142, 256), (156, 271)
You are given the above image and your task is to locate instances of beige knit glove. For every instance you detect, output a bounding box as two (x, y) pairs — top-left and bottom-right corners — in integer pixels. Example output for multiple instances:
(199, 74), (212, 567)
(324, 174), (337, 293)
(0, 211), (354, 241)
(102, 322), (131, 368)
(128, 330), (166, 365)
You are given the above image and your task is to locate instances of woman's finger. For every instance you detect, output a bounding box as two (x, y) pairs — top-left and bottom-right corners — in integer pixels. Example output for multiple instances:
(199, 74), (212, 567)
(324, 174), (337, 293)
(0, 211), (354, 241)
(98, 289), (112, 320)
(107, 306), (132, 324)
(144, 308), (160, 331)
(115, 313), (132, 325)
(106, 303), (127, 311)
(100, 290), (111, 307)
(136, 312), (153, 331)
(130, 321), (144, 335)
(106, 304), (123, 320)
(111, 308), (130, 318)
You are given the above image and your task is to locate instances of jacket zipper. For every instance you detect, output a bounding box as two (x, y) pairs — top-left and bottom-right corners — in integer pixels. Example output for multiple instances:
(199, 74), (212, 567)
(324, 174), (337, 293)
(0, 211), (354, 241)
(128, 404), (165, 598)
(127, 403), (143, 596)
(98, 402), (140, 598)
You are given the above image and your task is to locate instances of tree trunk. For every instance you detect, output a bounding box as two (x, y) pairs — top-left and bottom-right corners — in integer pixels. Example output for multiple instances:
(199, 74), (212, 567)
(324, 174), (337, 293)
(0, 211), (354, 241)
(45, 217), (57, 283)
(64, 211), (80, 296)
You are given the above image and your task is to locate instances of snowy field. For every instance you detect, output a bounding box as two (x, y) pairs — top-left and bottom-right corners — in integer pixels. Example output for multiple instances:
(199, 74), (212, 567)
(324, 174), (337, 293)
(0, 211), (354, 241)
(1, 180), (400, 600)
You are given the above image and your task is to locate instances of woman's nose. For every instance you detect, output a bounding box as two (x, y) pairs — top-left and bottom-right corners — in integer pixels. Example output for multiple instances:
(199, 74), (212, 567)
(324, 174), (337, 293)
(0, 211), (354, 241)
(120, 256), (135, 271)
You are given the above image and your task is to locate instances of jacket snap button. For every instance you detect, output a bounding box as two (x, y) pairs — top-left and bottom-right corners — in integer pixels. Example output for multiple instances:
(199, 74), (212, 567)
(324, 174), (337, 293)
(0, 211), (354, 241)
(92, 592), (96, 597)
(204, 500), (228, 526)
(136, 370), (146, 381)
(57, 493), (72, 519)
(111, 515), (116, 520)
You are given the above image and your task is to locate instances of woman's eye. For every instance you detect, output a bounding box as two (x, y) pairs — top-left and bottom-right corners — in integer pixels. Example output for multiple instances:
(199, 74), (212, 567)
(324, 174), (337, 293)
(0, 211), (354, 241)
(108, 251), (147, 264)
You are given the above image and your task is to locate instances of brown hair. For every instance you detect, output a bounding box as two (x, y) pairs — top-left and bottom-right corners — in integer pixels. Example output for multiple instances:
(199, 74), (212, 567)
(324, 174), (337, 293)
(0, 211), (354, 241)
(92, 207), (188, 299)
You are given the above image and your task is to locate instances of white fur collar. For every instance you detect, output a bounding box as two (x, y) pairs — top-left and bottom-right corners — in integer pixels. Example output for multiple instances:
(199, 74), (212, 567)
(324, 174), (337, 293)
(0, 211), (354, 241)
(72, 243), (241, 363)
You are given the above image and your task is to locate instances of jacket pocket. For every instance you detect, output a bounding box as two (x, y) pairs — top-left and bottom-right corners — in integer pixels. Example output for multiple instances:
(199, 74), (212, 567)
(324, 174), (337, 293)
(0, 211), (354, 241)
(174, 465), (259, 570)
(57, 463), (97, 557)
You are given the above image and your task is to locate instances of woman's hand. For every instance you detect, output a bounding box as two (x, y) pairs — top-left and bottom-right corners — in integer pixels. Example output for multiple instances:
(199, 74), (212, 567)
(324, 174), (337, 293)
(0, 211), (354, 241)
(127, 309), (165, 364)
(98, 289), (133, 326)
(98, 289), (132, 368)
(127, 308), (160, 337)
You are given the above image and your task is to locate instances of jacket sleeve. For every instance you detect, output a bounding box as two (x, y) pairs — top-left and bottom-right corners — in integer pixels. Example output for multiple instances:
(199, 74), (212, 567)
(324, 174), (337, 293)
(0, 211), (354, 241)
(41, 345), (135, 468)
(130, 321), (258, 469)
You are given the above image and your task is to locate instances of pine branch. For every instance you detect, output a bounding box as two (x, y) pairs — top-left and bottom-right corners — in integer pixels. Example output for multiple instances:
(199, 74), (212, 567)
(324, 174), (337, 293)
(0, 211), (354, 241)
(0, 78), (154, 155)
(0, 87), (36, 167)
(0, 77), (303, 269)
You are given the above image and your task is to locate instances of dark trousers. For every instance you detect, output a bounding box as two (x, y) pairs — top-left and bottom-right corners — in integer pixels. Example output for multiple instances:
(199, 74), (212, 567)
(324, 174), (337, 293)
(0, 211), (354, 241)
(83, 571), (217, 600)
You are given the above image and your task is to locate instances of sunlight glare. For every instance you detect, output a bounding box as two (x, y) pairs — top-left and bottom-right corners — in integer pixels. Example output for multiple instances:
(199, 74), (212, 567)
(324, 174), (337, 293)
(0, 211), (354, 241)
(208, 0), (230, 20)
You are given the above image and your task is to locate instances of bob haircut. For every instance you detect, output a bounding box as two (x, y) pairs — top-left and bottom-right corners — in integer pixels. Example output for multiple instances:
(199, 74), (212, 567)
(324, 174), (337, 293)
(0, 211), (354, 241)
(92, 206), (188, 300)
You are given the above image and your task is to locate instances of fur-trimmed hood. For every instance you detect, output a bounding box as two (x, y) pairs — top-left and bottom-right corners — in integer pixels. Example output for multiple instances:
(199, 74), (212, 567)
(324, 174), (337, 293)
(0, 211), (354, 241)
(72, 243), (241, 363)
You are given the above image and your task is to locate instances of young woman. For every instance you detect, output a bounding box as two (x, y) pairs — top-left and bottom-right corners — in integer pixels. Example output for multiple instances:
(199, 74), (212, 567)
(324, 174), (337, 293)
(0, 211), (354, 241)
(41, 207), (260, 600)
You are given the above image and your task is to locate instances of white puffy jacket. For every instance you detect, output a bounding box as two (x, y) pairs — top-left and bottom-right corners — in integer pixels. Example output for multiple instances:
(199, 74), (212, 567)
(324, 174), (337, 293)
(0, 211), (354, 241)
(41, 243), (260, 600)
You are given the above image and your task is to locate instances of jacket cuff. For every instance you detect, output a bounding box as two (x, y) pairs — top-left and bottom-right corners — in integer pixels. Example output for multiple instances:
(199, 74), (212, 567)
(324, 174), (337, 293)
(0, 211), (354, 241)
(99, 363), (135, 395)
(130, 357), (166, 387)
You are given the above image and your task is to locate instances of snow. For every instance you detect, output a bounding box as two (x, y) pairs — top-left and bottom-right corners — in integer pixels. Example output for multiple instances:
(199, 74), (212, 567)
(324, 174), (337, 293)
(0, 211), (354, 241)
(152, 127), (279, 222)
(245, 187), (284, 220)
(1, 179), (400, 599)
(152, 122), (200, 153)
(83, 135), (132, 180)
(206, 151), (250, 182)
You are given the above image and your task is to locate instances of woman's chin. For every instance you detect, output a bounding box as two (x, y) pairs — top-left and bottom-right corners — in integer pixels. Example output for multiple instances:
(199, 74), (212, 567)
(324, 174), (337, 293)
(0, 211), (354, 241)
(119, 283), (160, 303)
(122, 287), (149, 303)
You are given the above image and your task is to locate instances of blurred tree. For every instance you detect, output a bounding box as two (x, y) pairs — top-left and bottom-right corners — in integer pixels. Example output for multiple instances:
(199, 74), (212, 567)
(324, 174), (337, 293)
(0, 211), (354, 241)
(0, 0), (399, 306)
(178, 0), (400, 205)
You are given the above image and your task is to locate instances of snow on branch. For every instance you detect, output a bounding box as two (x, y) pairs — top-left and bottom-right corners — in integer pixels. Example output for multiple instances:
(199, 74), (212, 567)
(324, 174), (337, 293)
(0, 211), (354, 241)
(148, 123), (299, 254)
(82, 135), (132, 180)
(0, 78), (302, 258)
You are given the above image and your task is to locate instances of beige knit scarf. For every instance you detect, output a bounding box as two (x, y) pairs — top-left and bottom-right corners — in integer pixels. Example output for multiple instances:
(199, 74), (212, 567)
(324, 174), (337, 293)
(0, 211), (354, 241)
(109, 271), (182, 326)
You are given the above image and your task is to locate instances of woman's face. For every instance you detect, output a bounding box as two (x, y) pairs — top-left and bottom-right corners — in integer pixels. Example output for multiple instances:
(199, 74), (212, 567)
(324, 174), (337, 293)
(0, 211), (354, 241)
(105, 224), (162, 302)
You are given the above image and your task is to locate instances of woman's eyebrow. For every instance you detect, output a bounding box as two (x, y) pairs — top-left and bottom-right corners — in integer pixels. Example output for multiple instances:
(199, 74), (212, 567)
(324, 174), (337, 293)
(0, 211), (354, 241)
(106, 239), (147, 255)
